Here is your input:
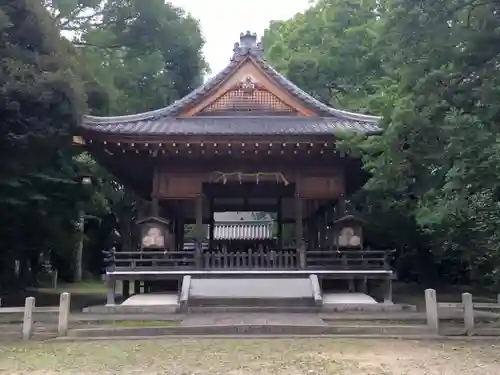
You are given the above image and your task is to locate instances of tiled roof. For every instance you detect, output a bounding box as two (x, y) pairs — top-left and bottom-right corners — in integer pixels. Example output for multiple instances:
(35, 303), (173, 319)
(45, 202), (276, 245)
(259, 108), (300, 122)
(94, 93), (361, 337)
(81, 32), (381, 136)
(82, 116), (379, 135)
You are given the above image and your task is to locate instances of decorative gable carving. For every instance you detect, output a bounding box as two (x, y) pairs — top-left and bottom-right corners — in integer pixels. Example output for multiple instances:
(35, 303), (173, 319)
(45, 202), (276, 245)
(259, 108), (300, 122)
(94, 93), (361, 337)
(197, 75), (298, 116)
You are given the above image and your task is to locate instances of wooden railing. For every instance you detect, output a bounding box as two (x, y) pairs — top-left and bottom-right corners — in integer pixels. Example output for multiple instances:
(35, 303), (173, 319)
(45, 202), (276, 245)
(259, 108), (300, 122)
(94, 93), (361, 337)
(104, 250), (195, 271)
(203, 248), (298, 270)
(306, 249), (392, 270)
(103, 248), (393, 271)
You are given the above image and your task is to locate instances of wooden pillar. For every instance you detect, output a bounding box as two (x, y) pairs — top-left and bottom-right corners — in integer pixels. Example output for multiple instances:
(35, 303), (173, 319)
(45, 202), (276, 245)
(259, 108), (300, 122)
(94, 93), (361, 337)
(180, 219), (185, 251)
(295, 193), (305, 268)
(295, 194), (303, 245)
(195, 194), (203, 268)
(317, 207), (325, 248)
(175, 217), (184, 251)
(168, 218), (175, 250)
(317, 208), (322, 248)
(277, 197), (283, 249)
(323, 208), (329, 247)
(310, 216), (318, 248)
(172, 218), (178, 251)
(134, 280), (141, 295)
(208, 198), (215, 250)
(151, 165), (161, 218)
(150, 197), (160, 217)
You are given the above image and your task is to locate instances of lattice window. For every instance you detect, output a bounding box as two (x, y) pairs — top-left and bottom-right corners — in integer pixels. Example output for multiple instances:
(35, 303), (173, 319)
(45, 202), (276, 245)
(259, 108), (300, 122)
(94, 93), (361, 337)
(199, 88), (298, 115)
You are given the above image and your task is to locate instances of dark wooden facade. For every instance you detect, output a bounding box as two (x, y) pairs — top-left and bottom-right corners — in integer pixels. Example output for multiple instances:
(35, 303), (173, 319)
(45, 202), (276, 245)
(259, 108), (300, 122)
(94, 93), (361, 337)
(77, 32), (392, 304)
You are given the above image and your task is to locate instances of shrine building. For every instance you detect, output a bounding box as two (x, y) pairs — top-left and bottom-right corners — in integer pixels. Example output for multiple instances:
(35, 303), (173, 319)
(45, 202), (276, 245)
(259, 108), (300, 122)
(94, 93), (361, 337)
(75, 32), (393, 306)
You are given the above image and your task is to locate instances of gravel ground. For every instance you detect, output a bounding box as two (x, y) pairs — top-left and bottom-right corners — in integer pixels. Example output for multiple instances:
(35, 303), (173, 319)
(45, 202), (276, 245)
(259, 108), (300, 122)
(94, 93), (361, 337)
(0, 338), (499, 374)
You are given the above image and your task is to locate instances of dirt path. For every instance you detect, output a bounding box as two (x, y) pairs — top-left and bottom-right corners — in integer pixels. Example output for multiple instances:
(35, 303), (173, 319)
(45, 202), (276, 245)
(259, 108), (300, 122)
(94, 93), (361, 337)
(0, 338), (499, 374)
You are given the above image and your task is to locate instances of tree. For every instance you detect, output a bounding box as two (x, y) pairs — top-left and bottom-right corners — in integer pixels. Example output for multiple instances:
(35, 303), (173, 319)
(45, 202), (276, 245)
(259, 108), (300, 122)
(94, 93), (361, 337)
(64, 0), (208, 275)
(365, 0), (500, 286)
(44, 0), (103, 32)
(264, 0), (500, 288)
(75, 0), (207, 115)
(0, 0), (85, 287)
(0, 1), (207, 288)
(263, 0), (383, 111)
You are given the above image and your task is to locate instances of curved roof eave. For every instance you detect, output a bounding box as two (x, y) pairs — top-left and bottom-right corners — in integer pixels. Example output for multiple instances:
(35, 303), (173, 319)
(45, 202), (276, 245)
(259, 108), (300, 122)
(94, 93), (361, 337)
(84, 54), (247, 125)
(83, 48), (381, 129)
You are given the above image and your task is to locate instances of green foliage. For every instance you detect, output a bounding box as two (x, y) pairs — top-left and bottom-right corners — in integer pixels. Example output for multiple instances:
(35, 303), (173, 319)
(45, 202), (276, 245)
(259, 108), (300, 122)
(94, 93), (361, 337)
(0, 0), (85, 287)
(264, 0), (500, 288)
(72, 0), (207, 115)
(0, 0), (207, 288)
(263, 0), (382, 111)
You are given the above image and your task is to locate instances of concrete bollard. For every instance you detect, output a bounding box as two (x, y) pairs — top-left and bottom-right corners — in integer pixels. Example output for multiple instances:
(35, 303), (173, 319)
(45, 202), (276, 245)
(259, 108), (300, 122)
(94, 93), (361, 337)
(179, 275), (191, 311)
(58, 292), (71, 336)
(462, 292), (474, 336)
(497, 293), (500, 305)
(0, 297), (2, 307)
(22, 297), (35, 340)
(309, 274), (323, 306)
(425, 289), (439, 333)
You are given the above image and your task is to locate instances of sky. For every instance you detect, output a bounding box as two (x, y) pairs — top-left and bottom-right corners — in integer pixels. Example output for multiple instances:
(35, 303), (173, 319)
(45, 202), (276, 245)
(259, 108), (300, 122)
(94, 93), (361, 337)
(168, 0), (312, 76)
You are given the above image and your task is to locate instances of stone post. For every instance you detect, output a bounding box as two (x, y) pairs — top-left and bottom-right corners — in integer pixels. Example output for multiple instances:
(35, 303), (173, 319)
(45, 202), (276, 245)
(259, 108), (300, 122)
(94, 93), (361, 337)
(106, 278), (116, 306)
(58, 292), (71, 336)
(179, 275), (191, 311)
(462, 292), (474, 336)
(309, 274), (323, 305)
(425, 289), (439, 333)
(22, 297), (35, 340)
(383, 277), (393, 304)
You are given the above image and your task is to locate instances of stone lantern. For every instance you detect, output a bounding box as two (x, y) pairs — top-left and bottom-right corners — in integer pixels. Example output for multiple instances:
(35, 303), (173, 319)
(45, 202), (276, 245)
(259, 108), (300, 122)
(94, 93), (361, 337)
(136, 217), (170, 250)
(332, 215), (366, 250)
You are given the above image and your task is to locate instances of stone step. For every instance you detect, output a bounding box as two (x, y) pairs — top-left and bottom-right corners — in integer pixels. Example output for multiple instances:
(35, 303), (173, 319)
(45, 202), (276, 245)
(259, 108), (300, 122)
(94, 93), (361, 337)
(187, 305), (321, 313)
(190, 278), (313, 299)
(66, 323), (433, 338)
(188, 297), (316, 307)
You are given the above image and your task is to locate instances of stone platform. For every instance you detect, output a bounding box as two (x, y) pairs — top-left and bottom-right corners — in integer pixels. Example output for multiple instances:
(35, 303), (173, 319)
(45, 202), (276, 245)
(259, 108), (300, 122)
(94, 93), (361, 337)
(121, 293), (178, 307)
(85, 276), (413, 313)
(323, 293), (378, 305)
(190, 278), (312, 299)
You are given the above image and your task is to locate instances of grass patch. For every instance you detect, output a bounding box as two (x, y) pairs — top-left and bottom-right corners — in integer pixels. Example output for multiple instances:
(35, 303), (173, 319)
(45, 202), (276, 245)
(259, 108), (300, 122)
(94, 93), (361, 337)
(35, 280), (107, 295)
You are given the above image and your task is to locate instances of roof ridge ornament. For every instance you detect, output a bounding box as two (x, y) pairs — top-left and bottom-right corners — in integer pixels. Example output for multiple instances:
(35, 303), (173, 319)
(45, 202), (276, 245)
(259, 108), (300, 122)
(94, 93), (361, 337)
(232, 31), (264, 61)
